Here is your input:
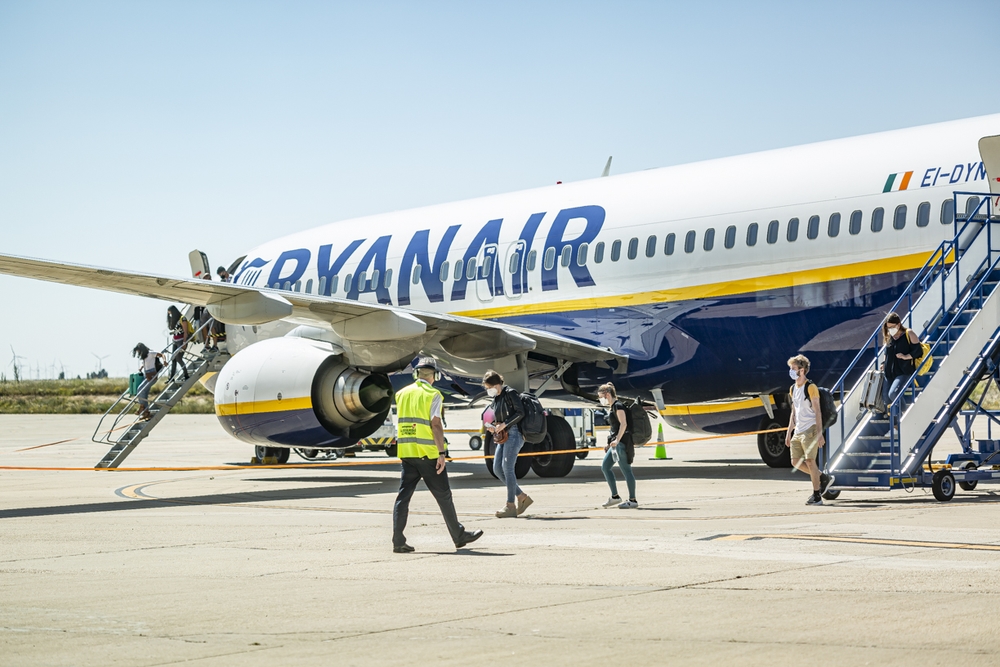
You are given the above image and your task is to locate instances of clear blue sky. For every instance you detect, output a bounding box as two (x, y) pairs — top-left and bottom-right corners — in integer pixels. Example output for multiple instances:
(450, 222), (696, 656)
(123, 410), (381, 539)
(1, 0), (998, 379)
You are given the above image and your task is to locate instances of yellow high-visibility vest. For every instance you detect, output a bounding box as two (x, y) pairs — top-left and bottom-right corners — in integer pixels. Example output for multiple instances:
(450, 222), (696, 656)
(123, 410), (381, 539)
(395, 380), (441, 459)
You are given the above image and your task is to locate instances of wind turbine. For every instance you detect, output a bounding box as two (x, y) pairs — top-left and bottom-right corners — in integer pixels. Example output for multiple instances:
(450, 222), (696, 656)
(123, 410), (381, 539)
(9, 346), (26, 382)
(92, 353), (110, 377)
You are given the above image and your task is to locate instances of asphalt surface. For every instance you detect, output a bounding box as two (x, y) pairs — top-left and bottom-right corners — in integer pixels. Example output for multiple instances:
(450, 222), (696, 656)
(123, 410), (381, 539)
(2, 412), (999, 666)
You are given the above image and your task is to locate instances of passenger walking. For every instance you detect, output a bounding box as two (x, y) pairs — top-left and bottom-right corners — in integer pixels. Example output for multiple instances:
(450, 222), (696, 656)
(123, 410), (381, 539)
(392, 357), (483, 553)
(132, 343), (163, 420)
(786, 354), (835, 505)
(598, 383), (638, 509)
(216, 266), (231, 282)
(483, 370), (533, 518)
(166, 306), (191, 381)
(881, 312), (922, 413)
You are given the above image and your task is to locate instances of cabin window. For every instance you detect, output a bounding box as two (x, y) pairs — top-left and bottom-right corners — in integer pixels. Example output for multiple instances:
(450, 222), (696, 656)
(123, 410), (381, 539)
(439, 262), (449, 282)
(560, 245), (572, 267)
(966, 196), (984, 221)
(916, 202), (930, 228)
(703, 228), (715, 251)
(766, 220), (779, 244)
(319, 276), (328, 294)
(543, 247), (556, 270)
(294, 280), (302, 292)
(849, 210), (862, 235)
(940, 199), (955, 225)
(807, 215), (820, 240)
(611, 240), (622, 262)
(369, 270), (379, 289)
(684, 230), (696, 253)
(481, 255), (493, 277)
(724, 225), (736, 249)
(344, 273), (353, 292)
(577, 242), (589, 266)
(356, 271), (367, 290)
(627, 237), (639, 260)
(828, 212), (841, 237)
(330, 275), (339, 294)
(454, 259), (464, 280)
(383, 269), (393, 288)
(526, 250), (537, 271)
(664, 233), (675, 255)
(508, 251), (521, 274)
(871, 207), (884, 232)
(893, 204), (907, 230)
(594, 242), (605, 263)
(786, 217), (799, 242)
(411, 265), (421, 285)
(305, 279), (313, 294)
(645, 235), (657, 257)
(746, 222), (758, 246)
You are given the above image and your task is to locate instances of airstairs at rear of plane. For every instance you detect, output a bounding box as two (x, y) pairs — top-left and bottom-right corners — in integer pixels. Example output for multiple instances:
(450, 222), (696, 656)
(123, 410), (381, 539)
(824, 192), (1000, 501)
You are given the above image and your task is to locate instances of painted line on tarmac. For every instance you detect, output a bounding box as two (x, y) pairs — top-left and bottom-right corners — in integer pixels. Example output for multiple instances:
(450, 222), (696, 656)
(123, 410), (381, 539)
(13, 438), (78, 452)
(708, 533), (1000, 551)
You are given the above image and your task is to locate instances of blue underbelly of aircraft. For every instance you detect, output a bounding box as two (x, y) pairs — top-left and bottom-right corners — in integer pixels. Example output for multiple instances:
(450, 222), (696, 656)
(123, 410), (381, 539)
(217, 408), (345, 448)
(496, 267), (916, 404)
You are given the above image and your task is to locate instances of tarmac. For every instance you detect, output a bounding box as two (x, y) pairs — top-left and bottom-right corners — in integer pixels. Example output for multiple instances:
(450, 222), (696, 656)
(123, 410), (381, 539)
(2, 411), (1000, 666)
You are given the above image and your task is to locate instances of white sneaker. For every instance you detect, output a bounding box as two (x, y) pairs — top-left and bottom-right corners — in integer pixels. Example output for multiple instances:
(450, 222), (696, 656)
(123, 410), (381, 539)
(602, 496), (621, 508)
(618, 500), (638, 509)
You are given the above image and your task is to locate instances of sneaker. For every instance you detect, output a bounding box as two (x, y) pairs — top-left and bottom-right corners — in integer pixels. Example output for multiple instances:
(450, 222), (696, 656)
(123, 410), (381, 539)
(805, 492), (823, 506)
(819, 473), (836, 496)
(516, 495), (533, 516)
(495, 505), (517, 518)
(602, 496), (622, 508)
(618, 500), (638, 509)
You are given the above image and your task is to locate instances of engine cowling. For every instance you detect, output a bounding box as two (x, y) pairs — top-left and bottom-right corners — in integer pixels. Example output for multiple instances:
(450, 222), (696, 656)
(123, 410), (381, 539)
(214, 337), (393, 448)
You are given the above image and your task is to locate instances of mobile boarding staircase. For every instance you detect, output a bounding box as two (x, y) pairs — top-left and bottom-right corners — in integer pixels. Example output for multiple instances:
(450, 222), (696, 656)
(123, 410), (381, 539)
(91, 318), (229, 468)
(825, 192), (1000, 501)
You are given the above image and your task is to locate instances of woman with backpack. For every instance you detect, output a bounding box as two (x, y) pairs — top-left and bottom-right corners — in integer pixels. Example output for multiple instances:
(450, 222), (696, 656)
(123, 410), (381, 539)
(881, 312), (923, 413)
(483, 370), (533, 518)
(166, 306), (191, 382)
(132, 342), (163, 420)
(597, 382), (638, 509)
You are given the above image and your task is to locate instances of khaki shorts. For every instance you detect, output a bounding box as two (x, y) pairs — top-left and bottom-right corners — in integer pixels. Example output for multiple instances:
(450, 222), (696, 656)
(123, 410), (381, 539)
(790, 425), (819, 461)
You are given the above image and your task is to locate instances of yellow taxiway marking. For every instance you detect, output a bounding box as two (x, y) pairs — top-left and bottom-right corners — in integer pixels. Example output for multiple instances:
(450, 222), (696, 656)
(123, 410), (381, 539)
(712, 533), (1000, 552)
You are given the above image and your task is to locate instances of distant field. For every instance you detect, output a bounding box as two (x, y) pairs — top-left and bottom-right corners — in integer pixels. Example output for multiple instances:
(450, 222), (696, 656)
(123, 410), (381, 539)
(0, 378), (214, 414)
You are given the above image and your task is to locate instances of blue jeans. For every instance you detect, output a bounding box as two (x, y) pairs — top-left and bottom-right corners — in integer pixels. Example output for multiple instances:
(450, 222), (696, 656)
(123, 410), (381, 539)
(493, 424), (525, 503)
(882, 374), (911, 413)
(602, 443), (636, 500)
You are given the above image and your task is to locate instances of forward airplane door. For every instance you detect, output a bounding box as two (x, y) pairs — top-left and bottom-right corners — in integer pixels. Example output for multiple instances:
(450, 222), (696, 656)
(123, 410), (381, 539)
(475, 244), (499, 302)
(504, 240), (526, 300)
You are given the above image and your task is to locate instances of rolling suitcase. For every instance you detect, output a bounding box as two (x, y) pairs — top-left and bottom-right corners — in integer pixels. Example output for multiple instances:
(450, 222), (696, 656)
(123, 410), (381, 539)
(859, 369), (885, 413)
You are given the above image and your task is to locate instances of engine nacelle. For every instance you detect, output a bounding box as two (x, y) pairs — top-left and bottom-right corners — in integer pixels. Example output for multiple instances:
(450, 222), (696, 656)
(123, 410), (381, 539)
(214, 337), (393, 448)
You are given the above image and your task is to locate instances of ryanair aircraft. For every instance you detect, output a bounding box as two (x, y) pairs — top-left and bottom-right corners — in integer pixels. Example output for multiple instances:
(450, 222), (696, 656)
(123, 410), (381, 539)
(3, 114), (999, 473)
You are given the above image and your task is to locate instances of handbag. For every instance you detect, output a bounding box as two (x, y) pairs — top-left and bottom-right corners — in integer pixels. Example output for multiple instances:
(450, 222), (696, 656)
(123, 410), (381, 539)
(493, 428), (509, 445)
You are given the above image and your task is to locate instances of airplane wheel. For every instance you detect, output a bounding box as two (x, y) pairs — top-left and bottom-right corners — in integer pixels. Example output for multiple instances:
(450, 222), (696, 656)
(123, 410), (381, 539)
(822, 489), (841, 500)
(469, 435), (483, 451)
(295, 448), (319, 460)
(274, 447), (290, 464)
(576, 449), (589, 460)
(932, 470), (956, 502)
(757, 413), (791, 468)
(530, 415), (576, 478)
(255, 445), (288, 464)
(959, 462), (978, 491)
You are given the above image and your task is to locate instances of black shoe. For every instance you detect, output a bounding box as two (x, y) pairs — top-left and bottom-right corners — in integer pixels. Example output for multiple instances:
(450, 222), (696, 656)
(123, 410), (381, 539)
(819, 473), (835, 495)
(455, 529), (483, 549)
(805, 492), (823, 506)
(393, 544), (415, 553)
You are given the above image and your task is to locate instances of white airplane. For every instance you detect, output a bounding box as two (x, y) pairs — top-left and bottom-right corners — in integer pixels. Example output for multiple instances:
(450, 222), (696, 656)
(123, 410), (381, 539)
(3, 114), (1000, 474)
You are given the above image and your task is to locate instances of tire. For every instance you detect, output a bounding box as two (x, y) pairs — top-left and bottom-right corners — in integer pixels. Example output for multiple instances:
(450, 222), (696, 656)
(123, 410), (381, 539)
(295, 448), (319, 460)
(469, 435), (483, 451)
(530, 415), (577, 478)
(274, 447), (290, 464)
(959, 462), (978, 491)
(255, 445), (289, 464)
(932, 469), (956, 501)
(484, 431), (532, 479)
(385, 443), (398, 458)
(757, 413), (791, 468)
(576, 449), (589, 460)
(821, 489), (841, 500)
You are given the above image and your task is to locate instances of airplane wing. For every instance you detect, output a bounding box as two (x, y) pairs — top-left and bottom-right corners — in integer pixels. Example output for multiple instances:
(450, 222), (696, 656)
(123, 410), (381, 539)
(0, 253), (625, 367)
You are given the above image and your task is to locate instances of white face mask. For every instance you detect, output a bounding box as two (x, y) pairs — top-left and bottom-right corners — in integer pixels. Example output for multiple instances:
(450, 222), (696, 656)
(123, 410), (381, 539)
(486, 387), (498, 398)
(888, 327), (899, 337)
(789, 368), (799, 380)
(599, 396), (610, 406)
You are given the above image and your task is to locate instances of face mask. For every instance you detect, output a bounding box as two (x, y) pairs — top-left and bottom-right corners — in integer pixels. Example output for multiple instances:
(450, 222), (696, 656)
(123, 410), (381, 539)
(486, 387), (498, 397)
(888, 327), (899, 337)
(599, 397), (609, 406)
(789, 368), (799, 380)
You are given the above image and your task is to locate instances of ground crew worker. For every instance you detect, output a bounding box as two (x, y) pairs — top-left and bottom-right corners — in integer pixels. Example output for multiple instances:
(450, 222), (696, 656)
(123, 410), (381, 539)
(392, 357), (483, 553)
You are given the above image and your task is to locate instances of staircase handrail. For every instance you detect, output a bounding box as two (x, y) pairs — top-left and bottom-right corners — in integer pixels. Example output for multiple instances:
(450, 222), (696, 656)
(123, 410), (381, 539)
(91, 317), (216, 444)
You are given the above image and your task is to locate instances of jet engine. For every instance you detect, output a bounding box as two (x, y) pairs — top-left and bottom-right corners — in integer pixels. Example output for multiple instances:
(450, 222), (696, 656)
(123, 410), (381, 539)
(214, 337), (393, 448)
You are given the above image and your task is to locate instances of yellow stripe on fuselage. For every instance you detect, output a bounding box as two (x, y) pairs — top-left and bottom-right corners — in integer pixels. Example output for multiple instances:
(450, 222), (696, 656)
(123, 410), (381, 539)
(215, 396), (312, 416)
(454, 250), (931, 319)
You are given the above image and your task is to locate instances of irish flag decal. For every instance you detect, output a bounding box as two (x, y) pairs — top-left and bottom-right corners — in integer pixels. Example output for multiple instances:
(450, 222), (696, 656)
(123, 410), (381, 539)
(883, 171), (913, 192)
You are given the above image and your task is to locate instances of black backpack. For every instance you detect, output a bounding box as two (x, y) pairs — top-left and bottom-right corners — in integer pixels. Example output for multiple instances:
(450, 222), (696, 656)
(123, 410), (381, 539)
(790, 380), (837, 428)
(622, 398), (652, 446)
(518, 392), (548, 444)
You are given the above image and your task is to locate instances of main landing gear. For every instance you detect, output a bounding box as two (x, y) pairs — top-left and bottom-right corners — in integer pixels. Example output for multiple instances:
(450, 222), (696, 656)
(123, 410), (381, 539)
(757, 411), (792, 468)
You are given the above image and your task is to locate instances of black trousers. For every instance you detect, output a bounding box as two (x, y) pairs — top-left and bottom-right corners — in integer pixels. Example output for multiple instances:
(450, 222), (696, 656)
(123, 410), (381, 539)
(393, 457), (464, 547)
(170, 340), (188, 379)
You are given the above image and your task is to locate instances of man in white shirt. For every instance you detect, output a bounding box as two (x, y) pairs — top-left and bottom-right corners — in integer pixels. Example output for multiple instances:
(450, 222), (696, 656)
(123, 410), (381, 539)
(785, 354), (835, 505)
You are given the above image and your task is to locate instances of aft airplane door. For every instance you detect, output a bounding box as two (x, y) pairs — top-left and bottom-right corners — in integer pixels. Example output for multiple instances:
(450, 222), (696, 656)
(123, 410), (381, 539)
(475, 244), (500, 302)
(504, 240), (526, 300)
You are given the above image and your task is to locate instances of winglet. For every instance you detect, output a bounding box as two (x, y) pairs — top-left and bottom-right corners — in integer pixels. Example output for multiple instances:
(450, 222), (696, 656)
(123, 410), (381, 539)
(601, 156), (613, 178)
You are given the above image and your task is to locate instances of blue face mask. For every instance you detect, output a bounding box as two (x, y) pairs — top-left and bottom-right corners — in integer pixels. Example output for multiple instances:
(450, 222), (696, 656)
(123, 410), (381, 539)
(789, 368), (799, 380)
